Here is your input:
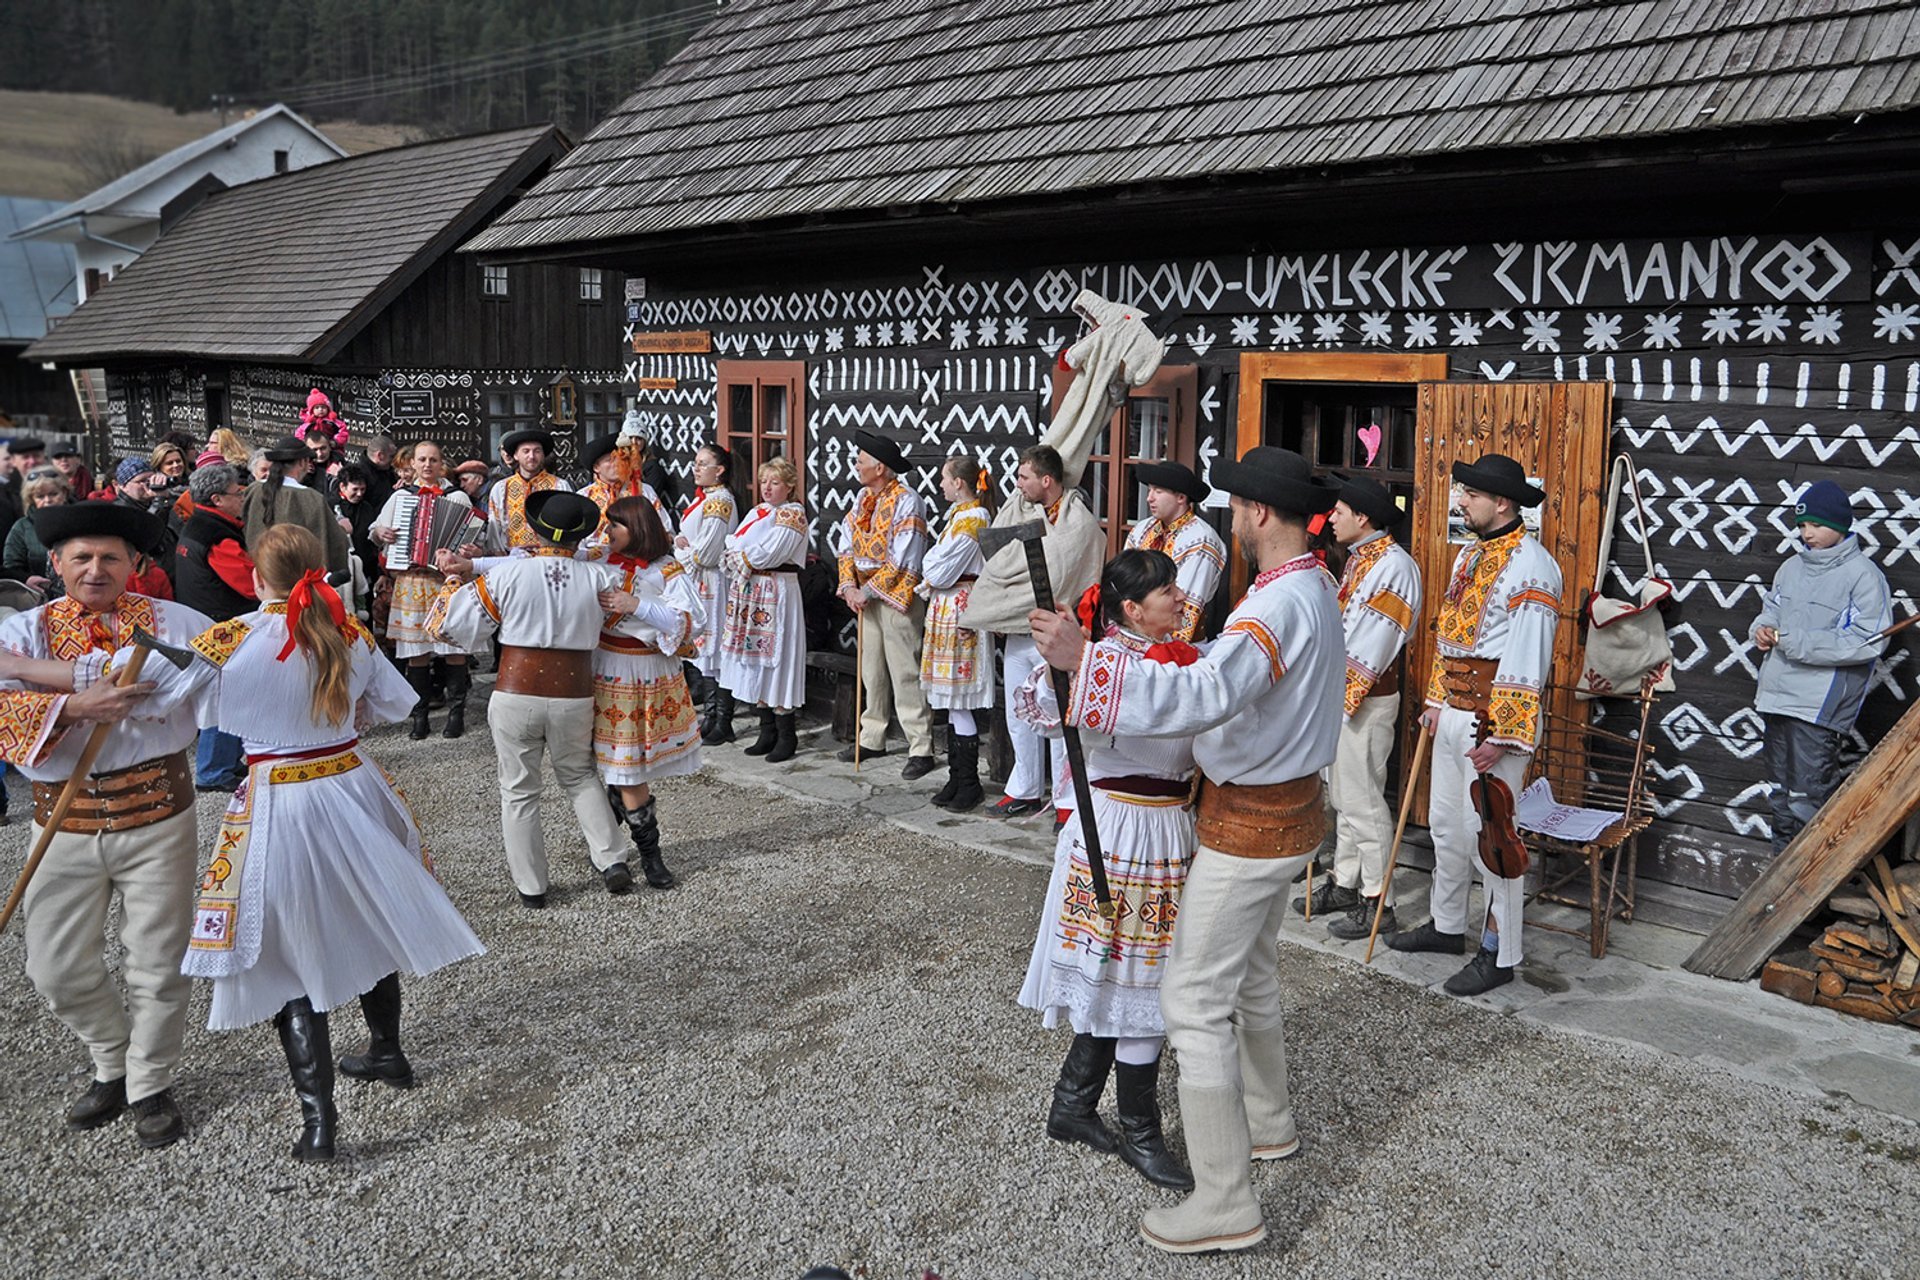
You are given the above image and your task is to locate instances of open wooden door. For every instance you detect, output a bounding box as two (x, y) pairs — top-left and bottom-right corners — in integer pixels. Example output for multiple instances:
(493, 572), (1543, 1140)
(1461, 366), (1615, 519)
(1402, 381), (1612, 818)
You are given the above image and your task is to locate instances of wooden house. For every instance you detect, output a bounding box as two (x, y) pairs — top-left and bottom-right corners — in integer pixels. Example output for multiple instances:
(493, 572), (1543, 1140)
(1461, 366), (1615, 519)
(0, 196), (79, 434)
(468, 2), (1920, 898)
(25, 125), (626, 471)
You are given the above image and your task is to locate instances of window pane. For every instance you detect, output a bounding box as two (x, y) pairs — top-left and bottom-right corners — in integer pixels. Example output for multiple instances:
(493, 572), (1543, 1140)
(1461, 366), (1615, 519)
(1127, 398), (1170, 459)
(487, 393), (508, 415)
(1389, 408), (1414, 472)
(727, 384), (753, 443)
(1317, 404), (1347, 468)
(1088, 463), (1108, 530)
(513, 393), (533, 416)
(761, 383), (787, 437)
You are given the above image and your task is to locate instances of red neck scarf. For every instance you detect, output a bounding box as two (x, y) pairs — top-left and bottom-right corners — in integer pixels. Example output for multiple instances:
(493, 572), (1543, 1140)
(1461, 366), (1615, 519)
(276, 569), (348, 661)
(682, 488), (707, 522)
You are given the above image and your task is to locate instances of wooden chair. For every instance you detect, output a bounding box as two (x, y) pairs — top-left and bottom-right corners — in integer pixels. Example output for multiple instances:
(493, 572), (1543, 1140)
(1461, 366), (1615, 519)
(1523, 680), (1660, 958)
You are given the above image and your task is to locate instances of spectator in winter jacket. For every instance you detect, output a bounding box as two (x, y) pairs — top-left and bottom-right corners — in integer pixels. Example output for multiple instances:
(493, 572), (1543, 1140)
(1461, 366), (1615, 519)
(1751, 479), (1893, 853)
(48, 442), (92, 502)
(3, 472), (70, 593)
(176, 462), (256, 789)
(332, 462), (383, 585)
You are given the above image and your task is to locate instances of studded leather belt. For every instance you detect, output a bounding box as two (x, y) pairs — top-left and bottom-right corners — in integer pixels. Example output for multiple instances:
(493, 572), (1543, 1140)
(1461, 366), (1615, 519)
(33, 751), (194, 835)
(495, 645), (593, 698)
(1368, 660), (1402, 699)
(1194, 774), (1326, 860)
(1440, 656), (1499, 714)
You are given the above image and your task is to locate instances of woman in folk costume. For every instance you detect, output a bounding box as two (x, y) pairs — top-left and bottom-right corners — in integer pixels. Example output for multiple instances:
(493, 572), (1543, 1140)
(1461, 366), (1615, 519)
(918, 455), (997, 811)
(370, 439), (477, 739)
(594, 495), (703, 890)
(1015, 548), (1198, 1194)
(141, 525), (481, 1161)
(675, 440), (741, 743)
(721, 456), (811, 763)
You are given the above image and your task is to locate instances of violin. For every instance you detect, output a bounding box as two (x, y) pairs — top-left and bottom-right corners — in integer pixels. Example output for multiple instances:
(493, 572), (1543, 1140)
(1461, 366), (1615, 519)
(1471, 742), (1530, 880)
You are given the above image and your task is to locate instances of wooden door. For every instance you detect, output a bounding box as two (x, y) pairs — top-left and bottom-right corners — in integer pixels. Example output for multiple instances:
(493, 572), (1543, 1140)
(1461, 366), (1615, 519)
(1404, 381), (1612, 815)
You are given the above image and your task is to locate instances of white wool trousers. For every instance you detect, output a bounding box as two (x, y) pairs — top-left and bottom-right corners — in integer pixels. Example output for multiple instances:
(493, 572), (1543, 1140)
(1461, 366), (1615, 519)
(488, 692), (629, 895)
(1328, 693), (1400, 900)
(23, 806), (197, 1102)
(1001, 634), (1050, 801)
(855, 598), (933, 757)
(1426, 704), (1528, 966)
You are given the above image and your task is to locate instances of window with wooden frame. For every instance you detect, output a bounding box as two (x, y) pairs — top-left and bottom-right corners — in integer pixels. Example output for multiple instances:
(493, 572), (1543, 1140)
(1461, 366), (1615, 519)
(579, 268), (604, 303)
(1052, 364), (1199, 558)
(715, 360), (806, 494)
(482, 264), (509, 298)
(483, 388), (540, 461)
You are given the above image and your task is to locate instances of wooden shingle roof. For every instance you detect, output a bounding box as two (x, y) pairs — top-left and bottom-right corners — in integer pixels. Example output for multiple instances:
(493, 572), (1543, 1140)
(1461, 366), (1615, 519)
(467, 0), (1920, 255)
(29, 125), (565, 364)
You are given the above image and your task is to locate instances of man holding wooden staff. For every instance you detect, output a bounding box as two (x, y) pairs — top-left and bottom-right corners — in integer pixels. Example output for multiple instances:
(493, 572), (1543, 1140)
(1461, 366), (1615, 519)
(1032, 446), (1343, 1256)
(0, 503), (214, 1148)
(1387, 454), (1561, 996)
(1306, 473), (1422, 941)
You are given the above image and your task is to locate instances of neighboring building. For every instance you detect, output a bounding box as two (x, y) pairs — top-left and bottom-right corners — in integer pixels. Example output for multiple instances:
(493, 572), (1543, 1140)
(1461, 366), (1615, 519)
(8, 104), (345, 303)
(25, 125), (626, 470)
(465, 0), (1920, 898)
(0, 196), (80, 433)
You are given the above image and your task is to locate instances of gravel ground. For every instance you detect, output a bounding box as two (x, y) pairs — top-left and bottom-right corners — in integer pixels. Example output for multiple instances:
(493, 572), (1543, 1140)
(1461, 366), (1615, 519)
(2, 710), (1918, 1280)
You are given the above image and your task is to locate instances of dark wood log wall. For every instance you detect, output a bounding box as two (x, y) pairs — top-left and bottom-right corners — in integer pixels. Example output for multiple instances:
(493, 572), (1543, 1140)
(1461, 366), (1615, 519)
(625, 229), (1920, 891)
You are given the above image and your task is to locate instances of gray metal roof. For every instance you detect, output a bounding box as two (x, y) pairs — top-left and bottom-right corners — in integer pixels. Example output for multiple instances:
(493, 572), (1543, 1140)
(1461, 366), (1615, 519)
(467, 0), (1920, 254)
(9, 104), (347, 241)
(26, 126), (565, 365)
(0, 198), (77, 344)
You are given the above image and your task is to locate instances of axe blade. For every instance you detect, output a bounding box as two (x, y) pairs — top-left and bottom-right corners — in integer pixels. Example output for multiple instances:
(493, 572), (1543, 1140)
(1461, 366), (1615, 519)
(130, 626), (195, 670)
(977, 518), (1046, 563)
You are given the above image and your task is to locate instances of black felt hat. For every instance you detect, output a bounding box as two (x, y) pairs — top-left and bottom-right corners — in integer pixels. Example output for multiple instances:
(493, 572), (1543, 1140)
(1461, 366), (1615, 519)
(501, 428), (556, 456)
(1134, 460), (1209, 505)
(1209, 447), (1337, 517)
(581, 434), (621, 471)
(524, 489), (600, 545)
(1331, 472), (1408, 529)
(263, 434), (310, 463)
(35, 500), (166, 555)
(1451, 453), (1545, 508)
(852, 429), (909, 474)
(7, 436), (45, 455)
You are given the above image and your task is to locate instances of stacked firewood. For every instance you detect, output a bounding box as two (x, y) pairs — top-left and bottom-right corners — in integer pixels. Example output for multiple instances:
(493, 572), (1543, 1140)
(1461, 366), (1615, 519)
(1761, 855), (1920, 1027)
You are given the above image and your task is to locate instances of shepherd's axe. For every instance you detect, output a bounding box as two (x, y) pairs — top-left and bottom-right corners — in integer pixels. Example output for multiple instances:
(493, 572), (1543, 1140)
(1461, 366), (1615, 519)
(0, 627), (195, 934)
(980, 519), (1116, 920)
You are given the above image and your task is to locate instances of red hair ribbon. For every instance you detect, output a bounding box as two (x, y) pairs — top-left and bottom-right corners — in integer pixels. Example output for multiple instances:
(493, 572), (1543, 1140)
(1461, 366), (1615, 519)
(1074, 583), (1102, 636)
(277, 569), (348, 661)
(975, 469), (989, 493)
(1144, 640), (1201, 666)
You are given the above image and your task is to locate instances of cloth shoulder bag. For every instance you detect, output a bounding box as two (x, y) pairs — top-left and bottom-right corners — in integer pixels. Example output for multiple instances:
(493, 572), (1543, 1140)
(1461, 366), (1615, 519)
(1576, 453), (1676, 700)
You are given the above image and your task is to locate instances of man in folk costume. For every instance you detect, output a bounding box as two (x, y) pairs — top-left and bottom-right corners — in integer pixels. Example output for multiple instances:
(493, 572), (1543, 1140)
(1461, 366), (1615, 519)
(1125, 461), (1227, 642)
(433, 491), (667, 906)
(370, 439), (477, 740)
(960, 444), (1105, 817)
(579, 430), (671, 546)
(1031, 446), (1343, 1256)
(0, 503), (215, 1148)
(832, 429), (935, 778)
(481, 429), (570, 555)
(1305, 473), (1423, 941)
(1387, 453), (1561, 997)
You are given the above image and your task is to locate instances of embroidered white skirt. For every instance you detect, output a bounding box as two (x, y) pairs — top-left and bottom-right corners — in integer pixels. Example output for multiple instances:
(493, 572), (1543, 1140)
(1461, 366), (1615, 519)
(387, 570), (467, 659)
(717, 572), (807, 710)
(691, 565), (728, 677)
(920, 585), (994, 711)
(1017, 785), (1195, 1041)
(195, 748), (484, 1031)
(593, 648), (704, 786)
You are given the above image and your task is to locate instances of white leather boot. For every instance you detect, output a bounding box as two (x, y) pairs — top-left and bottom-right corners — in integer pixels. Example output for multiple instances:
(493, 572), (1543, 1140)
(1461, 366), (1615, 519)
(1237, 1019), (1300, 1160)
(1139, 1082), (1265, 1254)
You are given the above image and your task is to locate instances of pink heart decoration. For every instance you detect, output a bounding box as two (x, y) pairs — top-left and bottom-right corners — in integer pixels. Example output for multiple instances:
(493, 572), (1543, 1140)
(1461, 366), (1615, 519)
(1358, 424), (1383, 467)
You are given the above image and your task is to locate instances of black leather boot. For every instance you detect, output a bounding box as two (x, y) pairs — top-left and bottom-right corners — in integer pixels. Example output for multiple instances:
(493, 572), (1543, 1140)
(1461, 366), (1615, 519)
(702, 686), (736, 745)
(625, 797), (678, 889)
(405, 665), (432, 740)
(441, 664), (469, 739)
(1045, 1033), (1117, 1153)
(275, 998), (336, 1161)
(338, 972), (415, 1089)
(766, 713), (798, 763)
(929, 724), (961, 807)
(1115, 1057), (1195, 1191)
(946, 733), (983, 813)
(742, 707), (778, 756)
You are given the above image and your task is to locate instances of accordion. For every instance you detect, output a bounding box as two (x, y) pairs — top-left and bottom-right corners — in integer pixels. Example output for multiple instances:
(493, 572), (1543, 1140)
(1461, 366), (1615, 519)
(383, 490), (487, 573)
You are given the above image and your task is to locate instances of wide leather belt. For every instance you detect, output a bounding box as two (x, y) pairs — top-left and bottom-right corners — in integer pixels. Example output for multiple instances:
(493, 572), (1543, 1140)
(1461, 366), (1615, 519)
(495, 645), (593, 698)
(1368, 660), (1402, 699)
(1440, 656), (1499, 714)
(750, 563), (803, 576)
(33, 751), (193, 835)
(1194, 775), (1326, 859)
(1092, 775), (1192, 799)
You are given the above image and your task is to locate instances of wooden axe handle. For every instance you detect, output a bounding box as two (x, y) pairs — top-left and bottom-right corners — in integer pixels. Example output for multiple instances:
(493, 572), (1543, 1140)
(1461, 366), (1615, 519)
(0, 645), (157, 935)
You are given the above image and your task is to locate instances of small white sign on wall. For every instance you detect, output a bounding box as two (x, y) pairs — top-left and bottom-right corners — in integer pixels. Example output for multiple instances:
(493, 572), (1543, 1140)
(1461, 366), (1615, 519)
(625, 278), (647, 301)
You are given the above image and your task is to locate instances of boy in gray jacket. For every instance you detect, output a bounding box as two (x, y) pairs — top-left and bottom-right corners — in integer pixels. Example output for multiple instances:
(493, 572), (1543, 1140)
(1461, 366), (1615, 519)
(1751, 479), (1891, 853)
